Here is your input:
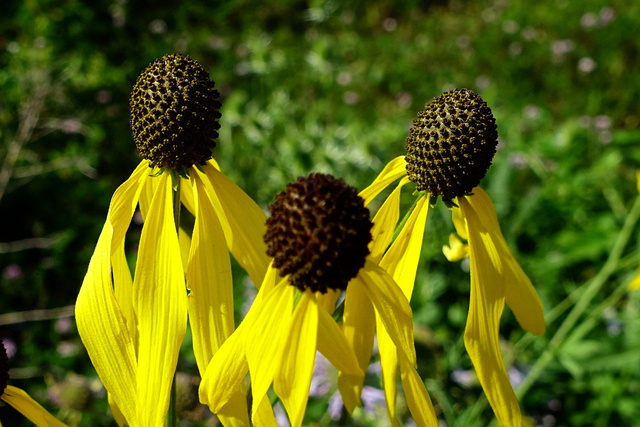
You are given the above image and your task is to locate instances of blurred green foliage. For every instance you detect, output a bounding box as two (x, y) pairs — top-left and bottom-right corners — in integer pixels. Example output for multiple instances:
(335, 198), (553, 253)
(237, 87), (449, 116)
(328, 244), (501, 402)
(1, 0), (640, 426)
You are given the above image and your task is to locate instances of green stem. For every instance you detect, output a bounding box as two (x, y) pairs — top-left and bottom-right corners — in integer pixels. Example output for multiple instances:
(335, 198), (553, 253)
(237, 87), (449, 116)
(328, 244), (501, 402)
(515, 192), (640, 399)
(167, 172), (181, 427)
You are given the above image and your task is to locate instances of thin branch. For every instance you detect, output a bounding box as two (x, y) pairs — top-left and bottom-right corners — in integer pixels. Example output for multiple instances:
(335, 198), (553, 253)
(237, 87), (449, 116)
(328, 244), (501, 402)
(0, 305), (75, 326)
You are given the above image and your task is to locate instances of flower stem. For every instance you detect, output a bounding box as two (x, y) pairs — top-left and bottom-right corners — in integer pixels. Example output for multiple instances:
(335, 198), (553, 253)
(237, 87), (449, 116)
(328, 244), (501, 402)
(516, 192), (640, 399)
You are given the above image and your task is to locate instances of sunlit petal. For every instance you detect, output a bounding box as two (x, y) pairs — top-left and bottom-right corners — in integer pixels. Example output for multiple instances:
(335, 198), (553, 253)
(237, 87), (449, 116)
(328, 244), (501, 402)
(246, 282), (292, 420)
(338, 278), (375, 412)
(76, 167), (146, 425)
(459, 197), (522, 427)
(358, 262), (416, 365)
(199, 322), (249, 413)
(466, 188), (545, 335)
(368, 178), (406, 262)
(316, 289), (340, 313)
(317, 301), (363, 378)
(2, 386), (68, 427)
(252, 395), (279, 427)
(215, 390), (251, 427)
(359, 156), (407, 205)
(274, 292), (318, 427)
(132, 174), (188, 426)
(379, 194), (429, 298)
(187, 175), (234, 373)
(376, 310), (399, 423)
(399, 361), (438, 427)
(199, 162), (270, 287)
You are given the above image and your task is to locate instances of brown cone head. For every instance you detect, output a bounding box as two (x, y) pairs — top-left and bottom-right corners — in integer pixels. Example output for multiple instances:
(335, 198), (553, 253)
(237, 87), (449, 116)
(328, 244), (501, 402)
(405, 88), (498, 202)
(265, 173), (372, 293)
(129, 54), (221, 169)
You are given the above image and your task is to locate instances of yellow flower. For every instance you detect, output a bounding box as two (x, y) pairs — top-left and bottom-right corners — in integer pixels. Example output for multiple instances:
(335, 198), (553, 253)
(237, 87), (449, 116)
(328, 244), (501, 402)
(75, 54), (269, 426)
(628, 171), (640, 291)
(1, 340), (68, 427)
(200, 173), (436, 426)
(360, 89), (546, 427)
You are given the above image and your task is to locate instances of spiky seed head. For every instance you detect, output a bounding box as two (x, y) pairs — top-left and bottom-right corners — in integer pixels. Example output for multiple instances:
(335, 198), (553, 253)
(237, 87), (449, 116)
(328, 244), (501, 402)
(1, 340), (9, 396)
(129, 54), (221, 169)
(265, 173), (372, 293)
(405, 88), (498, 202)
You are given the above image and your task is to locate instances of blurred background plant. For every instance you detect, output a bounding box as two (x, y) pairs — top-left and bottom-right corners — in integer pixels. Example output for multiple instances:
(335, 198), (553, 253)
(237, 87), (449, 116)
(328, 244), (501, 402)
(1, 0), (639, 426)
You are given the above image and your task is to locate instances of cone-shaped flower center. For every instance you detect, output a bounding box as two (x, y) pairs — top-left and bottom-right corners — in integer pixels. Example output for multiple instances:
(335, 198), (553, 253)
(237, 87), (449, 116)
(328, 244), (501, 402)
(265, 173), (372, 293)
(1, 340), (9, 396)
(405, 88), (498, 202)
(129, 53), (222, 169)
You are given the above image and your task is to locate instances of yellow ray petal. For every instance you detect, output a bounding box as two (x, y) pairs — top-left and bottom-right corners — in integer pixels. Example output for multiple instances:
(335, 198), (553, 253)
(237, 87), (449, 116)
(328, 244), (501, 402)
(187, 175), (235, 373)
(338, 280), (375, 412)
(112, 239), (136, 345)
(358, 262), (416, 365)
(215, 389), (251, 427)
(199, 321), (249, 413)
(316, 289), (340, 313)
(274, 292), (318, 427)
(138, 162), (161, 222)
(180, 172), (196, 215)
(380, 194), (429, 298)
(2, 386), (68, 427)
(246, 282), (293, 420)
(200, 162), (270, 287)
(368, 178), (405, 262)
(76, 166), (147, 425)
(359, 156), (407, 206)
(465, 188), (545, 335)
(459, 197), (522, 427)
(399, 361), (438, 427)
(132, 174), (188, 427)
(317, 301), (363, 378)
(376, 308), (399, 424)
(252, 395), (279, 427)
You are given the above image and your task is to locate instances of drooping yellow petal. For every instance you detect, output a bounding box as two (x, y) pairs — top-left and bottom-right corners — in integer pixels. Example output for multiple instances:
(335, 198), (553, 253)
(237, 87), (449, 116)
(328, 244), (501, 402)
(274, 292), (319, 427)
(112, 238), (137, 347)
(246, 281), (292, 420)
(199, 162), (270, 287)
(379, 194), (429, 298)
(252, 395), (279, 427)
(368, 178), (405, 263)
(199, 320), (249, 413)
(376, 306), (399, 424)
(399, 361), (438, 427)
(316, 288), (340, 313)
(459, 196), (522, 427)
(338, 280), (375, 412)
(138, 161), (161, 222)
(187, 176), (250, 425)
(465, 188), (545, 335)
(186, 175), (234, 371)
(107, 393), (127, 427)
(316, 302), (363, 378)
(2, 386), (68, 427)
(214, 389), (251, 427)
(358, 262), (416, 365)
(76, 165), (147, 425)
(359, 156), (407, 206)
(132, 174), (188, 427)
